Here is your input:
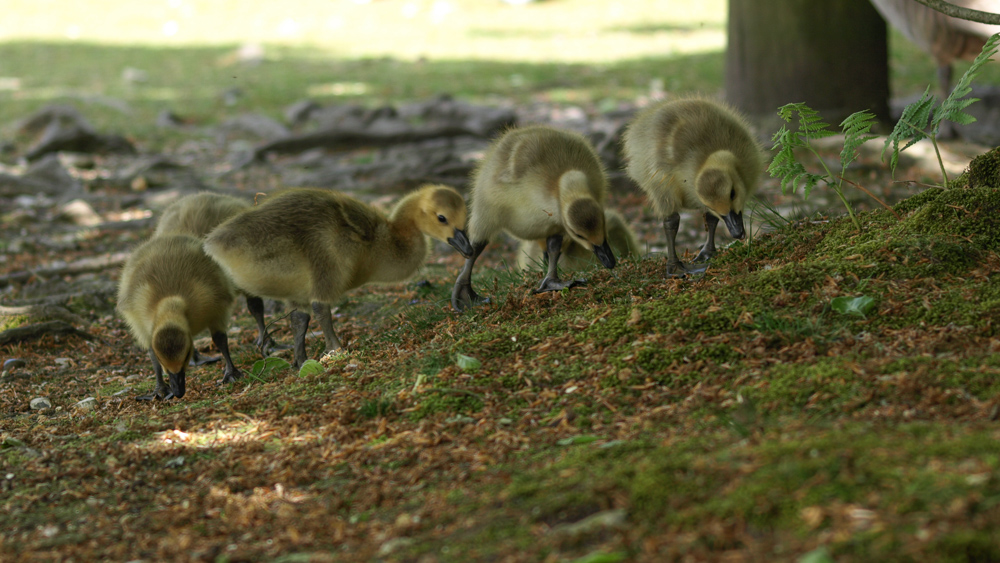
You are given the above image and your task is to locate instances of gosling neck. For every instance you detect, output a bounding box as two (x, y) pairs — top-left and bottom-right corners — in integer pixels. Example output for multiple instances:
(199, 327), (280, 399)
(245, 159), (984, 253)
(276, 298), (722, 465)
(557, 170), (596, 217)
(375, 192), (430, 283)
(153, 296), (190, 334)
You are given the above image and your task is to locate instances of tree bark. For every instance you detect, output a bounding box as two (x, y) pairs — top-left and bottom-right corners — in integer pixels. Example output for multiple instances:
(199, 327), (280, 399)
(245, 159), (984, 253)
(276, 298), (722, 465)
(726, 0), (890, 126)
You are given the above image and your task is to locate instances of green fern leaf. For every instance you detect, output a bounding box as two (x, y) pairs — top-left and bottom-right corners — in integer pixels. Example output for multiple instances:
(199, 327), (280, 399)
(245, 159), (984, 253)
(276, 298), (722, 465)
(933, 32), (1000, 133)
(839, 110), (878, 171)
(769, 105), (834, 198)
(882, 87), (935, 174)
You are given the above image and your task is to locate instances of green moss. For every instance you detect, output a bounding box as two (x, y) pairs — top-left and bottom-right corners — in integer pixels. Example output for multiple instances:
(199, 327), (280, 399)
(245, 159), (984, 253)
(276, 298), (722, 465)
(965, 145), (1000, 189)
(0, 314), (29, 332)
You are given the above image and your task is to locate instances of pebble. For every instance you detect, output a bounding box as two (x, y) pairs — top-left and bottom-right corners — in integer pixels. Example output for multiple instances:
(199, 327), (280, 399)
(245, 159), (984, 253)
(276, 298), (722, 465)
(29, 397), (52, 410)
(3, 358), (26, 370)
(165, 456), (185, 468)
(74, 397), (97, 411)
(54, 358), (73, 368)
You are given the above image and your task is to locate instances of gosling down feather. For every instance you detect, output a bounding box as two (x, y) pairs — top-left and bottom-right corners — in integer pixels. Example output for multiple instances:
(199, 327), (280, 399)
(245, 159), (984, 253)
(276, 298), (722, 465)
(622, 97), (765, 276)
(451, 125), (616, 312)
(203, 184), (472, 367)
(154, 191), (283, 355)
(517, 209), (640, 271)
(117, 234), (242, 400)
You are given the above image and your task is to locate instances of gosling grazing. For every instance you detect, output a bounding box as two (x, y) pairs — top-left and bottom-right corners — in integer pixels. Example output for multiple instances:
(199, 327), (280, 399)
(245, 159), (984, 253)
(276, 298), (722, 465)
(622, 97), (765, 276)
(117, 234), (242, 400)
(451, 125), (616, 312)
(203, 184), (472, 367)
(518, 209), (640, 271)
(154, 191), (282, 355)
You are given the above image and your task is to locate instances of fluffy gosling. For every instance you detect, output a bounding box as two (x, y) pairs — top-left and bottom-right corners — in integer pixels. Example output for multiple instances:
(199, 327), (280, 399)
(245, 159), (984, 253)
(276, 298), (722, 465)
(203, 184), (472, 367)
(117, 234), (241, 400)
(622, 98), (765, 275)
(451, 125), (616, 311)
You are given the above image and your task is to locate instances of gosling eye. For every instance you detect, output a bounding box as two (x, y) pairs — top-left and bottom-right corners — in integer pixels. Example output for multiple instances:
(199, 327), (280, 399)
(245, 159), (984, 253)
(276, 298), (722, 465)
(730, 190), (736, 201)
(437, 214), (448, 224)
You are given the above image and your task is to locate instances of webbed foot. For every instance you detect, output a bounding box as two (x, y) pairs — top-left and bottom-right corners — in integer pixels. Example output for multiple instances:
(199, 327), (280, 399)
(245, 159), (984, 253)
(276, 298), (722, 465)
(256, 334), (291, 356)
(532, 276), (587, 294)
(452, 281), (489, 312)
(137, 384), (170, 401)
(692, 249), (714, 264)
(190, 349), (221, 366)
(219, 367), (244, 385)
(666, 261), (687, 278)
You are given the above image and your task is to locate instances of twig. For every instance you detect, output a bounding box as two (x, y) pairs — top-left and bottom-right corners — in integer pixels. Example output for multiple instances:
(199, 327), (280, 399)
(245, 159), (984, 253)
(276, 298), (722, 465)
(837, 177), (902, 220)
(0, 252), (129, 287)
(911, 0), (1000, 25)
(0, 321), (94, 346)
(418, 387), (486, 402)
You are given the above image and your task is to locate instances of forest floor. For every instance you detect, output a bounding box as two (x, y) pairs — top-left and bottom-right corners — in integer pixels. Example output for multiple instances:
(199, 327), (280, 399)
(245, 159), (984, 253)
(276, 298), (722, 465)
(4, 1), (1000, 561)
(3, 124), (1000, 562)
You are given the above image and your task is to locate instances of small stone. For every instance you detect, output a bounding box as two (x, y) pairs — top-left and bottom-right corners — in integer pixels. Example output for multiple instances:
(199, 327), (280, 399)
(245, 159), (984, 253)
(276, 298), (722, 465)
(378, 537), (414, 556)
(54, 358), (73, 368)
(165, 456), (185, 468)
(3, 358), (26, 370)
(1, 437), (25, 448)
(29, 397), (52, 410)
(498, 417), (514, 426)
(58, 199), (102, 226)
(74, 397), (97, 411)
(445, 415), (476, 426)
(549, 509), (628, 538)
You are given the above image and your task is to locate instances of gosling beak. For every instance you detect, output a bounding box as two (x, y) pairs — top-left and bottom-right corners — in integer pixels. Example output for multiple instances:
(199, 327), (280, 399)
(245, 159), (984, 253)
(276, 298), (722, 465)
(448, 228), (474, 259)
(723, 211), (745, 240)
(167, 368), (186, 400)
(593, 239), (617, 269)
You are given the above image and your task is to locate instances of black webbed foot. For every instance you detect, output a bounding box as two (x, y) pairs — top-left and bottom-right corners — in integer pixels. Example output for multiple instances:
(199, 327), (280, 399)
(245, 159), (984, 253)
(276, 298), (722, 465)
(532, 276), (587, 294)
(190, 349), (221, 366)
(137, 384), (170, 401)
(452, 281), (489, 312)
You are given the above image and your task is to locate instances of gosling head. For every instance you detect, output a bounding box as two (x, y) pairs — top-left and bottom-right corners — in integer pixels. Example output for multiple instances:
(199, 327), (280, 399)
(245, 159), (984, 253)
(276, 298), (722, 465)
(152, 325), (192, 399)
(565, 199), (616, 269)
(696, 165), (747, 240)
(415, 185), (473, 258)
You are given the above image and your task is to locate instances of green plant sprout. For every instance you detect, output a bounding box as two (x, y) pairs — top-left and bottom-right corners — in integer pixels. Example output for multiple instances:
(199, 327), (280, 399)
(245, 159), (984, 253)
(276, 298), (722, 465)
(882, 32), (1000, 187)
(769, 31), (1000, 229)
(768, 105), (877, 230)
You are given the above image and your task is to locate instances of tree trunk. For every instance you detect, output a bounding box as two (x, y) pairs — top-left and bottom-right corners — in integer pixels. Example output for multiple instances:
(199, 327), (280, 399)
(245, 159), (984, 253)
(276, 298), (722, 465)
(726, 0), (891, 127)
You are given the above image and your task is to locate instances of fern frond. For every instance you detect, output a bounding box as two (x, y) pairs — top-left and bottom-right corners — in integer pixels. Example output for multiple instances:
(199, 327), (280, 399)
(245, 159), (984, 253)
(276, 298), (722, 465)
(882, 87), (935, 174)
(839, 110), (878, 171)
(776, 102), (837, 140)
(932, 32), (1000, 133)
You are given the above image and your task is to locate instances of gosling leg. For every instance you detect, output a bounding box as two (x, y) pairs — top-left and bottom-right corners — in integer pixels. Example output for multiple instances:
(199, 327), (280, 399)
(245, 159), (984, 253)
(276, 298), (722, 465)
(663, 213), (686, 277)
(212, 330), (243, 385)
(137, 349), (170, 401)
(451, 240), (489, 312)
(693, 212), (719, 263)
(312, 301), (343, 354)
(290, 309), (312, 368)
(534, 233), (586, 293)
(247, 295), (289, 355)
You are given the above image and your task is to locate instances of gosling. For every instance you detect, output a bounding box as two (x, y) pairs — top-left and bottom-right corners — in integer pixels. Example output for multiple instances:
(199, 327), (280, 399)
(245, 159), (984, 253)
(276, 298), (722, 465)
(518, 209), (641, 271)
(451, 125), (616, 312)
(622, 97), (765, 276)
(203, 184), (472, 367)
(117, 234), (242, 400)
(155, 191), (282, 355)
